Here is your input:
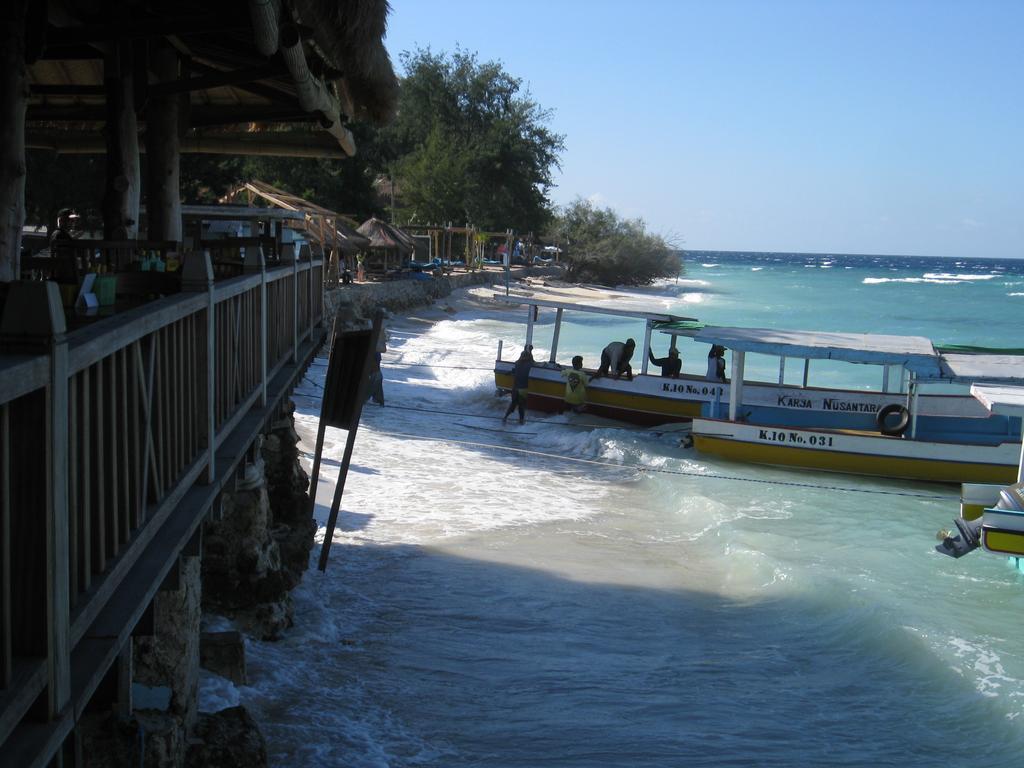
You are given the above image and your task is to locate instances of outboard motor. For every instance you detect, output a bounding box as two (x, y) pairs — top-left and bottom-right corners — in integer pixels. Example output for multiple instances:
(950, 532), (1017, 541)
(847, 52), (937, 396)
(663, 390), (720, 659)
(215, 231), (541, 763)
(935, 516), (984, 558)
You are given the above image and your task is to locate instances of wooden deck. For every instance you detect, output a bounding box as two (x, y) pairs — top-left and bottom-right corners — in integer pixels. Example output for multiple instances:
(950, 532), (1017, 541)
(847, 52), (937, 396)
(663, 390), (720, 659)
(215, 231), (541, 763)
(0, 252), (326, 766)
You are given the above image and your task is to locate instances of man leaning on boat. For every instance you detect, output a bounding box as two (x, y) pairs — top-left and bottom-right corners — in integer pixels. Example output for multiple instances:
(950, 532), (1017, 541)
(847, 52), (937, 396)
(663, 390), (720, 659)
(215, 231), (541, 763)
(593, 338), (636, 380)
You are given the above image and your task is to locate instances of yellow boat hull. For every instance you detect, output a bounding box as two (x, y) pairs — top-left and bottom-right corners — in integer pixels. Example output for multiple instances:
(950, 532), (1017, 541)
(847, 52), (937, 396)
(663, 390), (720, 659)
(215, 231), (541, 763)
(693, 432), (1018, 485)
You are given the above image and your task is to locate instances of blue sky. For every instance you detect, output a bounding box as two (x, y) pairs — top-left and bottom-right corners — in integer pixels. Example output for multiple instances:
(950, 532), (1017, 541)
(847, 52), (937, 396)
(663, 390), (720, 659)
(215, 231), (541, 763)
(384, 1), (1022, 259)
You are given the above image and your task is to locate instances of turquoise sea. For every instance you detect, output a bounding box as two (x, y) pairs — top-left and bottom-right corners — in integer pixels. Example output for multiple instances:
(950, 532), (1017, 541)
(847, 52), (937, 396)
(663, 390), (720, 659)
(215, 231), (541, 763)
(210, 251), (1024, 767)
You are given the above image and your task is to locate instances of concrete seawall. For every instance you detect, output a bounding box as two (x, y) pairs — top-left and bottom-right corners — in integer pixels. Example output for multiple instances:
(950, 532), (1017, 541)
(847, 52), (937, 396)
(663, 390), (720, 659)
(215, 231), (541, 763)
(325, 266), (560, 321)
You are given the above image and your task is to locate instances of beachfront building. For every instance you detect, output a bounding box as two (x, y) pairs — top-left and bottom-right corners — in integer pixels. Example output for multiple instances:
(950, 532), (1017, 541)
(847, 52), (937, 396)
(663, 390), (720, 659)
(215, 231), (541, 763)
(0, 1), (397, 764)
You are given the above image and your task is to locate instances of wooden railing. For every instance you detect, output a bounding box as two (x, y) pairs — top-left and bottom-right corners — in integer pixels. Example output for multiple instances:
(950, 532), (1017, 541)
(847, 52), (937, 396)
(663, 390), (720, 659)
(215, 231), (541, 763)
(0, 250), (326, 765)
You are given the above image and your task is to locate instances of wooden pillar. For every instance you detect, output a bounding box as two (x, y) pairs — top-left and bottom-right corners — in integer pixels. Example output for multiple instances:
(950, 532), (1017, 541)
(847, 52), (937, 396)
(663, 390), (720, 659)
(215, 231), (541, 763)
(0, 283), (71, 718)
(102, 40), (141, 240)
(146, 44), (182, 243)
(0, 1), (29, 281)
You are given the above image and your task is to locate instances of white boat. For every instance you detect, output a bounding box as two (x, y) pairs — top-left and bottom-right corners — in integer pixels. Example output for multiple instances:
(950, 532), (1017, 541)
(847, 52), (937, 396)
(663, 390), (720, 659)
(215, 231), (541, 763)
(943, 385), (1024, 565)
(688, 327), (1024, 484)
(492, 297), (1010, 432)
(492, 295), (715, 425)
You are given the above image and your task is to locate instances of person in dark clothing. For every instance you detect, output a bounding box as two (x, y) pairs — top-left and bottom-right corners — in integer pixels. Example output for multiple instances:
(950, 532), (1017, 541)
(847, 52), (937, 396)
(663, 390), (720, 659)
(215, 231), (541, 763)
(503, 346), (535, 424)
(648, 345), (682, 378)
(593, 338), (636, 380)
(50, 208), (80, 245)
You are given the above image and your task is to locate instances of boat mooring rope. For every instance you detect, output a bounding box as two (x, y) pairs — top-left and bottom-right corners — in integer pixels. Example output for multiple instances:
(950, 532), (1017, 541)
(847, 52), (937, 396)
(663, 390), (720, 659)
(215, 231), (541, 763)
(297, 376), (957, 502)
(369, 428), (955, 500)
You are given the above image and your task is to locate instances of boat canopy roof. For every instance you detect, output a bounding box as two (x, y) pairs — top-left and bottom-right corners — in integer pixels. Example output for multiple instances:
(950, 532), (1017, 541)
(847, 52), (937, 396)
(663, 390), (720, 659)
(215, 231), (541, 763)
(971, 384), (1024, 417)
(493, 295), (694, 324)
(939, 354), (1024, 385)
(688, 326), (944, 376)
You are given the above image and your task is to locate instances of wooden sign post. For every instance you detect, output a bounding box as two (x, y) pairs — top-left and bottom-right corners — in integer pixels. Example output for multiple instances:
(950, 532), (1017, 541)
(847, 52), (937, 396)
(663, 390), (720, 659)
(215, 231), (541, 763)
(310, 311), (383, 571)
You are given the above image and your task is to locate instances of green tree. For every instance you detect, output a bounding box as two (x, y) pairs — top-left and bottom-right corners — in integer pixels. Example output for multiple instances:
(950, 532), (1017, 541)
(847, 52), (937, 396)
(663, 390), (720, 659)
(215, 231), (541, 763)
(382, 48), (564, 231)
(556, 198), (680, 287)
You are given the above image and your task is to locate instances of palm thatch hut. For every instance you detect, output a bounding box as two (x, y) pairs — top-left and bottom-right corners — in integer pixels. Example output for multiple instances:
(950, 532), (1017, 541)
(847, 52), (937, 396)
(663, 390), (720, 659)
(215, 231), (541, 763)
(225, 179), (370, 279)
(356, 217), (415, 276)
(1, 0), (399, 280)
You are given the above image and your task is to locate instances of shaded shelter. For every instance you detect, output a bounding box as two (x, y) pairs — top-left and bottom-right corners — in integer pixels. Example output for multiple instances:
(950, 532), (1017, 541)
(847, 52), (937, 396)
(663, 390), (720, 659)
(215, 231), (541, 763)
(356, 217), (415, 276)
(225, 180), (370, 277)
(2, 0), (399, 280)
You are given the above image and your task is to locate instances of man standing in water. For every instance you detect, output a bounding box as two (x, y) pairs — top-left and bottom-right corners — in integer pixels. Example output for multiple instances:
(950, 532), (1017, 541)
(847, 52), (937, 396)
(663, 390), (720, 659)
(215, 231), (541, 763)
(593, 338), (635, 380)
(560, 355), (589, 413)
(503, 345), (535, 424)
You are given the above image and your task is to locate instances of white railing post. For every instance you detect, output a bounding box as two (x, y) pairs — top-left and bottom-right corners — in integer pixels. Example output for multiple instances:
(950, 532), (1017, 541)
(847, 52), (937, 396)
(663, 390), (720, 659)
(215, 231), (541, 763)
(728, 350), (746, 422)
(0, 282), (71, 718)
(183, 251), (216, 483)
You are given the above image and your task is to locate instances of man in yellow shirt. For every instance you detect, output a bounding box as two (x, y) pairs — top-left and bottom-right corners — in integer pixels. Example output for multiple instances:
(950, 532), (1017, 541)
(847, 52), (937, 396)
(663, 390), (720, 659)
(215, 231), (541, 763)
(561, 355), (588, 413)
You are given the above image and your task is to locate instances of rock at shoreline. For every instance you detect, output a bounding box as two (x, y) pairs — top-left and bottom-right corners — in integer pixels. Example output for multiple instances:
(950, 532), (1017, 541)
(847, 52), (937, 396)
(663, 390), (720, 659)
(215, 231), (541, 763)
(186, 706), (268, 768)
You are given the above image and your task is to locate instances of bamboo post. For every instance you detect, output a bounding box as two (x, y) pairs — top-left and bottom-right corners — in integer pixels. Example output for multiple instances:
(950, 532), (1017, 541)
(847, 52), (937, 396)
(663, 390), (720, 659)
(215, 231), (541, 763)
(0, 282), (71, 718)
(183, 252), (215, 483)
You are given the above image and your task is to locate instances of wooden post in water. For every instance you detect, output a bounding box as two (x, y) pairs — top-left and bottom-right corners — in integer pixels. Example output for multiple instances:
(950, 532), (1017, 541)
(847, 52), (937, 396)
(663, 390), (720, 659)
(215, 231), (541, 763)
(315, 313), (383, 571)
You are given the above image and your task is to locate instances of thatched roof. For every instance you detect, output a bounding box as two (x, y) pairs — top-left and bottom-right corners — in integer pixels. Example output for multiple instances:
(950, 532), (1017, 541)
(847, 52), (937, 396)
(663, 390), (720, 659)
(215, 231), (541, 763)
(357, 217), (415, 254)
(225, 180), (370, 252)
(26, 0), (399, 158)
(295, 0), (399, 125)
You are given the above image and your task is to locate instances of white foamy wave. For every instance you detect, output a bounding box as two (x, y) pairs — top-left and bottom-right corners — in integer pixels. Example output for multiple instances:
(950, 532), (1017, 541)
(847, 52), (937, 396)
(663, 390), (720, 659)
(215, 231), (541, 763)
(948, 637), (1018, 699)
(1009, 292), (1024, 297)
(197, 670), (241, 713)
(863, 276), (962, 285)
(701, 263), (719, 267)
(923, 273), (996, 281)
(751, 267), (764, 271)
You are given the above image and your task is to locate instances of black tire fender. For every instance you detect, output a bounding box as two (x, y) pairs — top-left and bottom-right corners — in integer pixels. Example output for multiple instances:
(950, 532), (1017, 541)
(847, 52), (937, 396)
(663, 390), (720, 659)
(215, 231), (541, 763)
(876, 403), (911, 436)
